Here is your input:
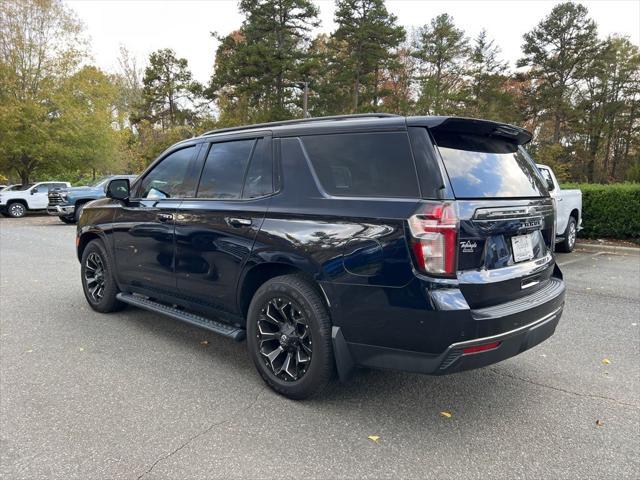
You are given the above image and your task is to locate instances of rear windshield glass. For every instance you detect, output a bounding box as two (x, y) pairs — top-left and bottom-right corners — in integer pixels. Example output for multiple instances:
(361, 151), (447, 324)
(302, 132), (419, 198)
(433, 131), (546, 198)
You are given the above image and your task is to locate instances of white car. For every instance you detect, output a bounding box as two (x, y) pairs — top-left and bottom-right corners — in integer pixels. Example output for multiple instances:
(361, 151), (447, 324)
(536, 165), (582, 252)
(0, 181), (71, 218)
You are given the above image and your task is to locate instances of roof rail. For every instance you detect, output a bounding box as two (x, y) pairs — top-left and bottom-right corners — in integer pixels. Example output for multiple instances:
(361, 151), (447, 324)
(200, 113), (400, 137)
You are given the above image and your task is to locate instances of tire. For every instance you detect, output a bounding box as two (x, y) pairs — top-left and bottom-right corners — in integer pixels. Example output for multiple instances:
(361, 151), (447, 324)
(246, 274), (334, 400)
(80, 239), (125, 313)
(60, 216), (75, 224)
(557, 216), (577, 253)
(6, 202), (26, 218)
(74, 203), (85, 223)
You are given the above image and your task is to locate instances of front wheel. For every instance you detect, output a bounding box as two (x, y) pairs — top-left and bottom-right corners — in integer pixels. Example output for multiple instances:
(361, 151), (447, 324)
(60, 216), (75, 224)
(6, 202), (26, 218)
(74, 203), (85, 223)
(557, 216), (577, 253)
(80, 239), (125, 313)
(246, 274), (334, 400)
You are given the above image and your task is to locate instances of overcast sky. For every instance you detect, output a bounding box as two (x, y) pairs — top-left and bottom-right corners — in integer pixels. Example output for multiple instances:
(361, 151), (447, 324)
(66, 0), (640, 84)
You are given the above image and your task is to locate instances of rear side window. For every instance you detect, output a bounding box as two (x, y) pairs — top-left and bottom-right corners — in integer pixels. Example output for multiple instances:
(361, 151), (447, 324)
(302, 132), (419, 198)
(433, 131), (546, 198)
(139, 146), (199, 199)
(197, 140), (255, 199)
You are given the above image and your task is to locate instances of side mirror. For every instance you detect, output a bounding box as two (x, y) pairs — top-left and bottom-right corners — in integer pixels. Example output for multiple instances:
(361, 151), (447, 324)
(106, 178), (130, 201)
(546, 177), (555, 191)
(30, 188), (37, 195)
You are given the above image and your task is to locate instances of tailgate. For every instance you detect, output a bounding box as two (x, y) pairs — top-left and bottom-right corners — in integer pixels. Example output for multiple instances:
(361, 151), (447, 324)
(429, 121), (556, 308)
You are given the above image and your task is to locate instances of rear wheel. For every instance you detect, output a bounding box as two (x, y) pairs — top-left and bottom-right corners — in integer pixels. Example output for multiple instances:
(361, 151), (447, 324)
(247, 274), (334, 399)
(81, 239), (125, 313)
(557, 216), (577, 253)
(7, 202), (26, 218)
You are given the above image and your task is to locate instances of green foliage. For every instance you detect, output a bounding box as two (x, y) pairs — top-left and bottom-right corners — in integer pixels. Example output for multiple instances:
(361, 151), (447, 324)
(413, 14), (468, 115)
(562, 183), (640, 239)
(136, 48), (203, 130)
(332, 0), (405, 112)
(519, 2), (599, 143)
(208, 0), (319, 123)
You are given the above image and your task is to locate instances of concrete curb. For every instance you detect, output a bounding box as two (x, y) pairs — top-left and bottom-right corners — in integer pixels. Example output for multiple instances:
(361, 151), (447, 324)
(575, 242), (640, 256)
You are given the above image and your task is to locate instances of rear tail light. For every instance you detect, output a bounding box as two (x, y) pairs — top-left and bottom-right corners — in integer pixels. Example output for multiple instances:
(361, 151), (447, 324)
(407, 202), (458, 277)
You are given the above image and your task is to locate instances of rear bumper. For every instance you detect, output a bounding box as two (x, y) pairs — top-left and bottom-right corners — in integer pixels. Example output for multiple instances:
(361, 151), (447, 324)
(46, 205), (74, 216)
(331, 277), (565, 380)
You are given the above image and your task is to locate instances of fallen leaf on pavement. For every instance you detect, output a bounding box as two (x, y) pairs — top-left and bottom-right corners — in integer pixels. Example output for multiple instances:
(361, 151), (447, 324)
(79, 347), (84, 352)
(367, 435), (380, 443)
(200, 340), (209, 347)
(440, 411), (452, 418)
(601, 358), (611, 365)
(596, 420), (604, 427)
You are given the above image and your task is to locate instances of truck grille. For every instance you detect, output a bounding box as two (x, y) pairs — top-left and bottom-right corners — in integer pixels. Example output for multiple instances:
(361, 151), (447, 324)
(48, 191), (64, 205)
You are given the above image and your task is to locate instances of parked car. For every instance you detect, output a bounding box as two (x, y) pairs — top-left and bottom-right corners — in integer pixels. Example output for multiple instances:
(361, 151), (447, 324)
(0, 184), (32, 192)
(47, 175), (138, 224)
(536, 165), (582, 252)
(77, 114), (565, 399)
(0, 181), (71, 218)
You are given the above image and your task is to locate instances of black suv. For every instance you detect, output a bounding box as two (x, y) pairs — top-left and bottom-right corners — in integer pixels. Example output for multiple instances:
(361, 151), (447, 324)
(77, 114), (565, 399)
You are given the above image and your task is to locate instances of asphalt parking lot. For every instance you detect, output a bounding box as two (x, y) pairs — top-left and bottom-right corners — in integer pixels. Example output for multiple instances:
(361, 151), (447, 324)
(1, 215), (638, 479)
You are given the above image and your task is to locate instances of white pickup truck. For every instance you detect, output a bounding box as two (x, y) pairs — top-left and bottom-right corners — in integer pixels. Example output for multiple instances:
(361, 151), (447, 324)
(0, 181), (71, 218)
(536, 165), (582, 252)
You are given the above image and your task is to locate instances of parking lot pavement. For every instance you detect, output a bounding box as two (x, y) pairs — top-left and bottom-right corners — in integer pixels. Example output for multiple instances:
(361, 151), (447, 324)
(1, 215), (638, 480)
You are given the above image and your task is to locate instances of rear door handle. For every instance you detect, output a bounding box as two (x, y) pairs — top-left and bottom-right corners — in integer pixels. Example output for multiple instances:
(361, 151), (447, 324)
(227, 217), (252, 227)
(157, 213), (174, 222)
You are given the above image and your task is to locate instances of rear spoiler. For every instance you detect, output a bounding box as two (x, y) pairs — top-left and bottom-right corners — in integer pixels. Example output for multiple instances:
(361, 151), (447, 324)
(407, 116), (533, 145)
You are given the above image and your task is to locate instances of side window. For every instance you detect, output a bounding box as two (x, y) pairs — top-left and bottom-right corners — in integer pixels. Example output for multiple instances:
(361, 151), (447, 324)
(242, 138), (273, 198)
(34, 184), (50, 193)
(197, 139), (255, 199)
(301, 132), (420, 198)
(138, 146), (198, 199)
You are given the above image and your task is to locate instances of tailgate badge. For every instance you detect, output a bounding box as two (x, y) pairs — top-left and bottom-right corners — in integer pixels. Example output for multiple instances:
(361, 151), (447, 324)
(460, 240), (478, 253)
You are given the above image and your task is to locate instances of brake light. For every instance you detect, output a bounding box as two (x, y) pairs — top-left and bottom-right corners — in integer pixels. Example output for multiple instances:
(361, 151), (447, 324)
(408, 202), (458, 277)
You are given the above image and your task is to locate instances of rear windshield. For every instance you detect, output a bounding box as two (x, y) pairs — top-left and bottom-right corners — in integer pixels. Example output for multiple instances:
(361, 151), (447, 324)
(433, 131), (546, 198)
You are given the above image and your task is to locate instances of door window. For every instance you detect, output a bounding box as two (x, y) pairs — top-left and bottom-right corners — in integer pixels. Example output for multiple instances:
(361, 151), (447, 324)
(197, 140), (255, 199)
(242, 138), (273, 198)
(138, 146), (198, 199)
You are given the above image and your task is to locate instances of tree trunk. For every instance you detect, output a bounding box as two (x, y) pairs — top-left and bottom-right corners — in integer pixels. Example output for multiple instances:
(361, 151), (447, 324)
(354, 70), (360, 112)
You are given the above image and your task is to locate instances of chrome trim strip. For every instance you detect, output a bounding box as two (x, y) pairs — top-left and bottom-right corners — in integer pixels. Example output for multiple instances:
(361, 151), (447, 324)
(448, 305), (563, 350)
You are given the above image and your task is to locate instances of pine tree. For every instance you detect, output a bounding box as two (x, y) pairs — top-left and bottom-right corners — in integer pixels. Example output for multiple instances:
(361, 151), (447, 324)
(413, 14), (468, 115)
(518, 2), (600, 143)
(332, 0), (405, 112)
(209, 0), (319, 122)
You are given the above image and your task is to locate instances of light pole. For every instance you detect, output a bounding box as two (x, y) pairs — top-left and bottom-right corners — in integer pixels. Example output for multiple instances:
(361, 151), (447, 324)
(289, 81), (310, 118)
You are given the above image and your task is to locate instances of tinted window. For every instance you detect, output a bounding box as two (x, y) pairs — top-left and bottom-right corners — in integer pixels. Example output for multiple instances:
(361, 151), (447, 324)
(433, 132), (546, 198)
(243, 138), (273, 198)
(139, 146), (198, 199)
(302, 132), (419, 198)
(197, 140), (254, 199)
(34, 184), (51, 193)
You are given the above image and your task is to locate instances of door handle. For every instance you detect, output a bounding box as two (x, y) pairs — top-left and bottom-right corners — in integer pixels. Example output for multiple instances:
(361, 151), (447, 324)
(157, 213), (174, 222)
(227, 217), (252, 227)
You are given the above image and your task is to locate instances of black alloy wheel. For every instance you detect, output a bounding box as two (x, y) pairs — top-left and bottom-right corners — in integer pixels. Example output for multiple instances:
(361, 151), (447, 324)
(84, 252), (106, 303)
(257, 297), (313, 381)
(247, 274), (334, 399)
(80, 239), (125, 313)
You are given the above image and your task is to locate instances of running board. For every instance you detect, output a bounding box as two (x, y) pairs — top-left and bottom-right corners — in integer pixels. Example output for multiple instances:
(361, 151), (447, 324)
(116, 293), (246, 341)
